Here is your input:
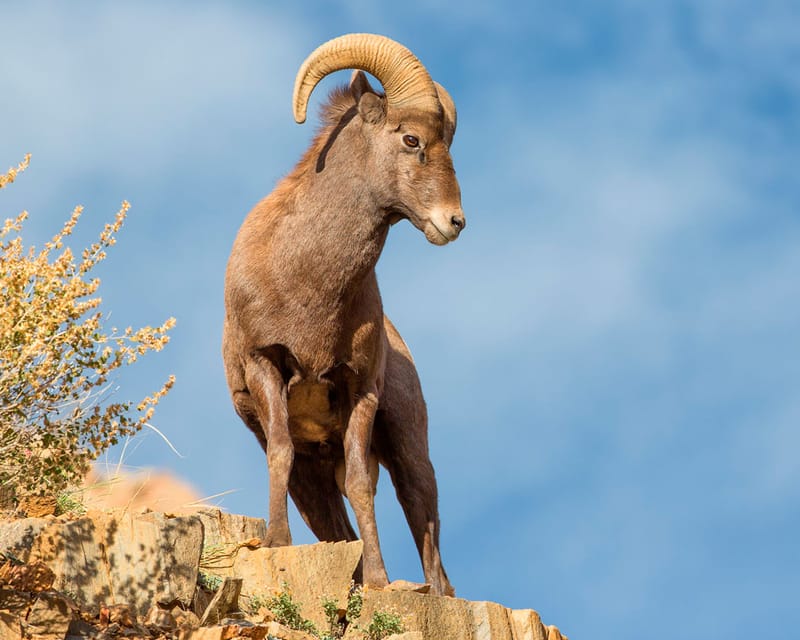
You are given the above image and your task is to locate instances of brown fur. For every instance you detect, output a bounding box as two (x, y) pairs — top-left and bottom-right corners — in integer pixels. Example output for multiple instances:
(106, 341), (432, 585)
(222, 71), (464, 596)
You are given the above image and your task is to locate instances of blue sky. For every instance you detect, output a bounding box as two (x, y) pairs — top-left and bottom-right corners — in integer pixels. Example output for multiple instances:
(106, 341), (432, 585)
(2, 1), (799, 637)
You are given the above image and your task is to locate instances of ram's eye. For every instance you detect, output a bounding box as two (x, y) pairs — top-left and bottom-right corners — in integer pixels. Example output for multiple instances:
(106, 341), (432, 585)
(402, 134), (420, 148)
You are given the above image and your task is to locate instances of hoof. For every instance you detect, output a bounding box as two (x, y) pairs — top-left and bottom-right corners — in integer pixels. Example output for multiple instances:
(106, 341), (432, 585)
(361, 570), (389, 591)
(263, 527), (292, 548)
(385, 580), (431, 594)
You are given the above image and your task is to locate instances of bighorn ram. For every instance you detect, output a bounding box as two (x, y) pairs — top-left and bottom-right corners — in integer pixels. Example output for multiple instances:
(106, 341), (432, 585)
(223, 33), (464, 596)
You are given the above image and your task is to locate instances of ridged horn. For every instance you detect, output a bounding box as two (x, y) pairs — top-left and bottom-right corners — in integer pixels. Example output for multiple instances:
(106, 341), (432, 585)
(293, 33), (441, 124)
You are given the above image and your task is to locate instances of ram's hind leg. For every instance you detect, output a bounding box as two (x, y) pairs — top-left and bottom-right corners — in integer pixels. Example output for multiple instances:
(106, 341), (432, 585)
(225, 326), (268, 454)
(289, 452), (358, 543)
(232, 390), (267, 452)
(373, 409), (453, 596)
(375, 321), (455, 596)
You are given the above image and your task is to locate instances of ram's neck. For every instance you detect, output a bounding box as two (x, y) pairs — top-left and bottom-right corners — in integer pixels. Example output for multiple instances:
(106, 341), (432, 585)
(280, 124), (389, 304)
(302, 186), (388, 292)
(265, 171), (388, 318)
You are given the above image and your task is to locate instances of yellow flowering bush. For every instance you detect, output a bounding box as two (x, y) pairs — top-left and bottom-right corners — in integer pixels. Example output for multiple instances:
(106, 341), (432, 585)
(0, 154), (175, 502)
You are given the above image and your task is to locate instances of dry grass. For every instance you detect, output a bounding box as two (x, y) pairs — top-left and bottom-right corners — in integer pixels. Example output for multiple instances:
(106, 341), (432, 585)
(1, 154), (175, 505)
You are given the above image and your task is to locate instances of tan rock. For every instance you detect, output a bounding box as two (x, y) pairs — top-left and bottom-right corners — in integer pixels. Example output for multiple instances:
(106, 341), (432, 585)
(180, 626), (225, 640)
(342, 590), (475, 640)
(228, 541), (362, 632)
(248, 606), (276, 625)
(1, 515), (110, 612)
(470, 600), (515, 640)
(145, 604), (177, 630)
(509, 609), (549, 640)
(173, 604), (201, 629)
(193, 584), (216, 619)
(0, 561), (55, 592)
(246, 627), (272, 640)
(339, 590), (565, 640)
(107, 602), (137, 627)
(196, 509), (267, 552)
(385, 580), (431, 594)
(0, 509), (203, 617)
(0, 517), (52, 563)
(200, 577), (243, 626)
(64, 618), (97, 638)
(93, 510), (203, 614)
(222, 622), (270, 639)
(265, 620), (317, 639)
(25, 591), (73, 640)
(12, 516), (112, 608)
(181, 622), (278, 640)
(0, 610), (21, 640)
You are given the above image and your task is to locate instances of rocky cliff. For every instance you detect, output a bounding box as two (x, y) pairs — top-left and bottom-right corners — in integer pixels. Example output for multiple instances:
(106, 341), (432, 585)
(0, 509), (567, 640)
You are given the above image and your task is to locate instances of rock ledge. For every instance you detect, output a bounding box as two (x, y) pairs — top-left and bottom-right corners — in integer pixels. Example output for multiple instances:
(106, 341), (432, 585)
(0, 509), (566, 640)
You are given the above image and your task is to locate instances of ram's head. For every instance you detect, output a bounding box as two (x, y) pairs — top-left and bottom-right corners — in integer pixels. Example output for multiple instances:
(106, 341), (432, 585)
(293, 33), (465, 245)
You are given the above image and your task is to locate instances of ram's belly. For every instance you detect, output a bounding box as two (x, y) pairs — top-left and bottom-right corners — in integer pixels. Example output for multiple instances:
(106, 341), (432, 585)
(287, 380), (341, 443)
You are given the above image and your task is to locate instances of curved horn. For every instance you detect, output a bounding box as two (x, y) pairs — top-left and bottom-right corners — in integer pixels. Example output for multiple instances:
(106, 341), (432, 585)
(435, 82), (457, 146)
(293, 33), (441, 124)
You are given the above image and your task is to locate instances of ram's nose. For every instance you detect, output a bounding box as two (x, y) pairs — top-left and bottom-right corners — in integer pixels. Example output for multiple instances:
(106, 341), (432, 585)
(427, 206), (466, 244)
(449, 212), (466, 234)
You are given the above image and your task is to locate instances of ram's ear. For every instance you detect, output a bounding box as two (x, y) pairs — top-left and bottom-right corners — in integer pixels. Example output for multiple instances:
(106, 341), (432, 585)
(435, 82), (457, 147)
(351, 70), (386, 124)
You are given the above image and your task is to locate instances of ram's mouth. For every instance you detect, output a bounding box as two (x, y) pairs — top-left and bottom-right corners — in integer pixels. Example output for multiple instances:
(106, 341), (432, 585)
(386, 206), (452, 245)
(424, 221), (451, 245)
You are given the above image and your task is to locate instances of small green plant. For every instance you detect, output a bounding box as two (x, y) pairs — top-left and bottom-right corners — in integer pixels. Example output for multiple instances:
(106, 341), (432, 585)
(54, 490), (87, 516)
(321, 595), (343, 639)
(364, 610), (403, 640)
(265, 583), (318, 635)
(245, 592), (269, 615)
(197, 571), (223, 593)
(248, 582), (403, 640)
(345, 585), (363, 624)
(319, 584), (403, 640)
(316, 583), (365, 639)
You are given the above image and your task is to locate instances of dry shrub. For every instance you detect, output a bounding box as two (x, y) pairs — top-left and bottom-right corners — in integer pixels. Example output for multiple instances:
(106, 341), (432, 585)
(0, 154), (175, 504)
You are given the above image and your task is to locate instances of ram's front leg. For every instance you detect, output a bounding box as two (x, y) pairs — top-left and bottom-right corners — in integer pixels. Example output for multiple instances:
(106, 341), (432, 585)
(245, 353), (293, 547)
(344, 386), (389, 588)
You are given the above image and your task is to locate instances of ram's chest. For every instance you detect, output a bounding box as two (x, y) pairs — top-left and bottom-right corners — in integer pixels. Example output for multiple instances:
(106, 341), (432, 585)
(286, 380), (343, 443)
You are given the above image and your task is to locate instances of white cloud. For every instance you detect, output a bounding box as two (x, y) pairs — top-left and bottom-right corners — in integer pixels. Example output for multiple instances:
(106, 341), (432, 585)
(1, 3), (306, 189)
(377, 24), (800, 543)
